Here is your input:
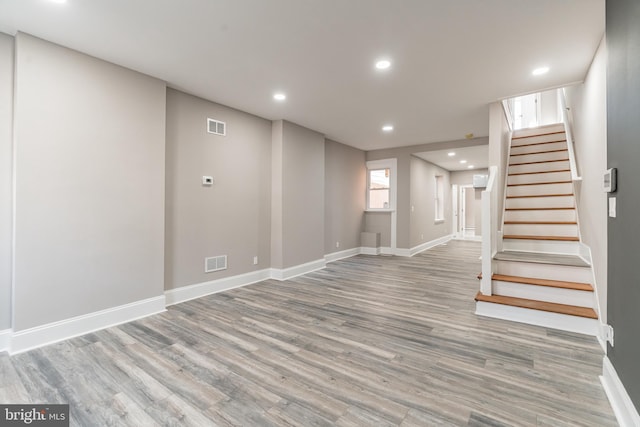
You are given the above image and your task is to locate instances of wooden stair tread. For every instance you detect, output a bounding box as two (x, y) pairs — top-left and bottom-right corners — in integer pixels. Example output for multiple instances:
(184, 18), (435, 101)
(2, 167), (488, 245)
(510, 148), (568, 156)
(507, 181), (572, 187)
(505, 207), (575, 211)
(509, 169), (571, 176)
(504, 221), (577, 225)
(509, 158), (569, 166)
(512, 130), (566, 140)
(503, 235), (579, 241)
(506, 193), (573, 199)
(491, 274), (593, 291)
(474, 292), (598, 319)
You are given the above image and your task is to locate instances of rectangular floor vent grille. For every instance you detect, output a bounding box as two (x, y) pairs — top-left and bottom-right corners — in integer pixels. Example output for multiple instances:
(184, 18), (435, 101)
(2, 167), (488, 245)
(205, 255), (227, 273)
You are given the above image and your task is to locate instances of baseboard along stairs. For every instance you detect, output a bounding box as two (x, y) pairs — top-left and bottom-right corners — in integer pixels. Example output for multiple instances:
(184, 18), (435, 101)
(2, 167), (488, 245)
(476, 123), (599, 336)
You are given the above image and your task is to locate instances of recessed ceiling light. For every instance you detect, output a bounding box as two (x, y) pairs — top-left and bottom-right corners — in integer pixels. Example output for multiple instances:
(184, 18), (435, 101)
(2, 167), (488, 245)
(382, 125), (394, 132)
(532, 66), (550, 76)
(375, 60), (391, 70)
(460, 160), (467, 164)
(49, 0), (67, 3)
(447, 152), (456, 157)
(273, 93), (286, 101)
(468, 165), (474, 169)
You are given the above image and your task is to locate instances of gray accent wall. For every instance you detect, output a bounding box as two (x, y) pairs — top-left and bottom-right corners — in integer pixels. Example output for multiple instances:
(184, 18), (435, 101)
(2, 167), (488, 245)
(606, 0), (640, 410)
(0, 33), (13, 331)
(12, 33), (166, 331)
(409, 157), (451, 248)
(271, 120), (325, 269)
(324, 139), (365, 255)
(564, 38), (608, 323)
(164, 88), (272, 290)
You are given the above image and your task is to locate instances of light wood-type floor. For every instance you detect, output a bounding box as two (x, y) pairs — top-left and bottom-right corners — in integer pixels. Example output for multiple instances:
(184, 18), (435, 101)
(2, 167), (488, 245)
(0, 240), (617, 426)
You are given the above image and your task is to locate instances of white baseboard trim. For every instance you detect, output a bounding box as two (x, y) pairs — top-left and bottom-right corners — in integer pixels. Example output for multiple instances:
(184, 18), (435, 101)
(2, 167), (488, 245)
(394, 248), (411, 257)
(475, 301), (599, 336)
(10, 295), (166, 355)
(0, 328), (11, 353)
(271, 258), (326, 281)
(601, 356), (640, 427)
(165, 268), (272, 306)
(325, 247), (361, 263)
(409, 234), (453, 257)
(379, 246), (393, 255)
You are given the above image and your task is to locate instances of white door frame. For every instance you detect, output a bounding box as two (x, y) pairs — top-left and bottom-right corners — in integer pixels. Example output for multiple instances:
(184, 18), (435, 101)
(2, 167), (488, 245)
(460, 185), (474, 233)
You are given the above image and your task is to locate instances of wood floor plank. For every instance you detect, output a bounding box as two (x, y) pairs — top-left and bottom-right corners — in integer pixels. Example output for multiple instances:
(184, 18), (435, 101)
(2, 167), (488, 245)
(0, 240), (617, 426)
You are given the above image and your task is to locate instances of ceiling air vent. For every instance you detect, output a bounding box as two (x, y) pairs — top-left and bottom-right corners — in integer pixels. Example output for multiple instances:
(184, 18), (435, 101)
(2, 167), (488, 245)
(205, 255), (227, 273)
(207, 118), (226, 136)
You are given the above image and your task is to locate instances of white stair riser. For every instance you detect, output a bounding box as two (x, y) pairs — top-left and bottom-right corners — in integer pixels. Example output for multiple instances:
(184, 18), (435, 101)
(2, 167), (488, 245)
(492, 281), (594, 308)
(512, 124), (565, 138)
(510, 141), (567, 156)
(495, 260), (591, 282)
(507, 171), (571, 185)
(475, 302), (598, 336)
(504, 209), (577, 222)
(509, 160), (570, 175)
(505, 195), (574, 209)
(507, 182), (573, 197)
(511, 134), (566, 146)
(501, 239), (582, 255)
(503, 223), (578, 237)
(510, 150), (569, 165)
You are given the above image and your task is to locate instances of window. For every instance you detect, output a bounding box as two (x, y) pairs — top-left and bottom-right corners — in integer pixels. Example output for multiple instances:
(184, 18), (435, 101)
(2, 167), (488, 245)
(435, 175), (444, 221)
(368, 168), (390, 209)
(366, 158), (396, 211)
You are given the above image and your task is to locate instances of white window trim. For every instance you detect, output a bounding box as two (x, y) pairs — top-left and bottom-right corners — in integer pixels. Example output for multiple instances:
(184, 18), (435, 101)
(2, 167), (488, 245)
(366, 158), (397, 211)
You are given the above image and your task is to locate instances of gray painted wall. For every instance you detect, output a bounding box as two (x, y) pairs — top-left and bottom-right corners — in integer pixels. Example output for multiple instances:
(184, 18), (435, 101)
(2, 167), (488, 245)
(0, 33), (13, 331)
(12, 33), (166, 331)
(164, 88), (272, 290)
(606, 0), (640, 410)
(324, 139), (365, 255)
(272, 121), (325, 269)
(564, 38), (607, 323)
(364, 213), (391, 247)
(367, 137), (488, 250)
(450, 169), (489, 187)
(409, 156), (451, 248)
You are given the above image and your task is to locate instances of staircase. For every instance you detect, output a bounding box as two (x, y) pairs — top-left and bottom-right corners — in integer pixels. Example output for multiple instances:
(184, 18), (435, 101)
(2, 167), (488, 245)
(475, 123), (599, 336)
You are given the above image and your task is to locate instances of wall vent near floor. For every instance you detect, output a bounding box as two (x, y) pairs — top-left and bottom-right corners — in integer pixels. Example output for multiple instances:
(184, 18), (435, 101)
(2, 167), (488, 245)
(207, 118), (226, 136)
(205, 255), (227, 273)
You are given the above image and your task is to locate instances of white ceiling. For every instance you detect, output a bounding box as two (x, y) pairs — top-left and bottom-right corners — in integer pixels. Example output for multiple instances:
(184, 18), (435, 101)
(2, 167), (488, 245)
(0, 0), (604, 151)
(415, 145), (489, 172)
